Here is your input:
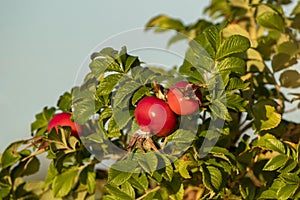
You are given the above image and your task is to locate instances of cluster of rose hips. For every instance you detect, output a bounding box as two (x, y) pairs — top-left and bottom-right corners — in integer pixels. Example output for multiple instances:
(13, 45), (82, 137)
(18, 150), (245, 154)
(47, 81), (202, 151)
(135, 81), (202, 137)
(130, 81), (202, 151)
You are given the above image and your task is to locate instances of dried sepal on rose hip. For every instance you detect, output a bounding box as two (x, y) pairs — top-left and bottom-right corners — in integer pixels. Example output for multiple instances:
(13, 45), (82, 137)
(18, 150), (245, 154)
(128, 96), (177, 152)
(167, 81), (202, 116)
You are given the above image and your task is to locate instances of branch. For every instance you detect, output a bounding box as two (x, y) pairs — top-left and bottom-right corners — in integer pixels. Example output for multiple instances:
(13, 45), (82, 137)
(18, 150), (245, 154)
(136, 186), (160, 200)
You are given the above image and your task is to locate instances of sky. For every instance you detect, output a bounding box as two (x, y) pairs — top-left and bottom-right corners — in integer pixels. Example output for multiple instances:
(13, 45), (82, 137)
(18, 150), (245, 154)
(0, 0), (211, 152)
(0, 1), (299, 154)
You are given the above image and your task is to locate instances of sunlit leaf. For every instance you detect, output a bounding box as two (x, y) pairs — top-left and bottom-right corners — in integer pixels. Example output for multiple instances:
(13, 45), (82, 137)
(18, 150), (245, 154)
(256, 12), (285, 32)
(216, 35), (250, 60)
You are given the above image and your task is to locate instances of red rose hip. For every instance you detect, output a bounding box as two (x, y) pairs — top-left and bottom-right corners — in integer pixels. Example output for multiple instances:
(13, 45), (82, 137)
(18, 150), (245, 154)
(47, 112), (82, 138)
(134, 96), (176, 137)
(167, 81), (201, 115)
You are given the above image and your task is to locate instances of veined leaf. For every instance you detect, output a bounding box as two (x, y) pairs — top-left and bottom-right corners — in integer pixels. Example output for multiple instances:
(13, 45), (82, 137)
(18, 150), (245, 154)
(265, 138), (286, 154)
(113, 77), (140, 109)
(209, 99), (231, 121)
(97, 74), (123, 96)
(129, 173), (148, 192)
(201, 165), (223, 192)
(263, 154), (289, 171)
(227, 77), (249, 91)
(108, 168), (133, 186)
(204, 25), (222, 53)
(279, 173), (300, 184)
(90, 57), (122, 78)
(52, 168), (78, 197)
(135, 152), (158, 174)
(131, 86), (151, 105)
(105, 184), (134, 200)
(121, 182), (135, 199)
(256, 12), (285, 33)
(216, 35), (250, 60)
(57, 92), (72, 112)
(277, 184), (298, 200)
(226, 93), (248, 112)
(217, 57), (246, 75)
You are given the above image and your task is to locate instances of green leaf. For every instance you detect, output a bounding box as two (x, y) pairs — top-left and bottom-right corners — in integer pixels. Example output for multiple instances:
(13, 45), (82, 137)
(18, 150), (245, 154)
(57, 92), (72, 112)
(129, 173), (148, 192)
(105, 184), (134, 200)
(1, 149), (21, 169)
(263, 154), (289, 171)
(73, 90), (97, 124)
(167, 33), (187, 47)
(135, 152), (158, 174)
(112, 108), (132, 131)
(279, 173), (300, 184)
(124, 55), (140, 73)
(108, 168), (133, 186)
(226, 93), (248, 112)
(277, 184), (298, 200)
(217, 57), (246, 75)
(164, 177), (184, 200)
(201, 165), (223, 192)
(121, 182), (135, 199)
(97, 74), (123, 96)
(265, 138), (286, 154)
(279, 70), (300, 88)
(227, 77), (249, 91)
(110, 159), (138, 175)
(31, 107), (56, 134)
(1, 140), (27, 169)
(209, 99), (230, 121)
(113, 78), (140, 109)
(166, 129), (196, 153)
(216, 35), (250, 60)
(131, 87), (151, 105)
(80, 165), (96, 194)
(146, 15), (185, 31)
(52, 168), (78, 197)
(256, 12), (285, 32)
(157, 154), (174, 182)
(277, 41), (298, 57)
(192, 34), (216, 61)
(89, 57), (122, 79)
(176, 160), (191, 179)
(44, 161), (58, 189)
(204, 25), (222, 53)
(0, 186), (11, 198)
(98, 107), (112, 129)
(107, 117), (122, 138)
(258, 189), (278, 199)
(253, 103), (281, 131)
(179, 59), (206, 83)
(11, 156), (40, 179)
(210, 146), (236, 166)
(272, 53), (297, 72)
(279, 159), (298, 173)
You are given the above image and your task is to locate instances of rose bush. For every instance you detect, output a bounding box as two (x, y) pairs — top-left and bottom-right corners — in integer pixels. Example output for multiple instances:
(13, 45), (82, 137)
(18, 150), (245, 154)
(1, 0), (300, 199)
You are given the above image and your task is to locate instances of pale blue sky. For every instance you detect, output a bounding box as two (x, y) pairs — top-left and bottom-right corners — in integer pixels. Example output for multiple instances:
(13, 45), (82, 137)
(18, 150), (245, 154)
(0, 0), (211, 151)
